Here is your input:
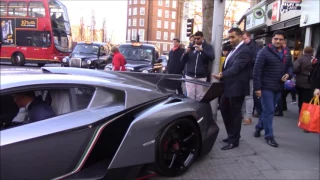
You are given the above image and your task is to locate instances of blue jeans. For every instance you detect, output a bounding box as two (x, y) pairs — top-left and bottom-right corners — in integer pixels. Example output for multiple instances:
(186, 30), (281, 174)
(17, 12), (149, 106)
(255, 90), (281, 139)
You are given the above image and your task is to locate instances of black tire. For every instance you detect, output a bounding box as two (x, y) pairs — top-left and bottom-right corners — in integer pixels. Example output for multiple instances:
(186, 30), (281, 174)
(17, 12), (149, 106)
(155, 118), (201, 177)
(37, 63), (45, 67)
(11, 52), (25, 66)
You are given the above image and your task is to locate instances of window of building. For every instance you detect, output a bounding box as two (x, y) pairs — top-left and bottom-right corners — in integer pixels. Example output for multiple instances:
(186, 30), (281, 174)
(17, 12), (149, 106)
(165, 0), (170, 7)
(164, 21), (168, 29)
(0, 1), (7, 16)
(127, 29), (131, 40)
(158, 0), (162, 6)
(165, 10), (169, 18)
(170, 32), (175, 40)
(157, 20), (162, 28)
(133, 8), (137, 15)
(139, 19), (144, 26)
(140, 0), (145, 4)
(170, 44), (173, 49)
(158, 9), (162, 17)
(171, 22), (175, 30)
(164, 32), (168, 40)
(128, 8), (131, 16)
(8, 2), (27, 16)
(163, 44), (167, 51)
(133, 0), (137, 4)
(156, 31), (161, 40)
(139, 29), (145, 41)
(129, 0), (132, 5)
(172, 0), (177, 8)
(132, 18), (137, 26)
(172, 11), (176, 19)
(128, 19), (131, 27)
(132, 29), (137, 40)
(140, 7), (145, 15)
(28, 2), (45, 17)
(156, 43), (161, 48)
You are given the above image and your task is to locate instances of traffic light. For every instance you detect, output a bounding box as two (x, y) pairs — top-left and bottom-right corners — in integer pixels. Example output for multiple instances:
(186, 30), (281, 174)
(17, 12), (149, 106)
(186, 18), (194, 37)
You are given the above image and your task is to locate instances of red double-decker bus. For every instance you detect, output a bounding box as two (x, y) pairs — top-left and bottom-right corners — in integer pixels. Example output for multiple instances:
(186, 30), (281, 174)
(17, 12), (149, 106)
(0, 0), (72, 66)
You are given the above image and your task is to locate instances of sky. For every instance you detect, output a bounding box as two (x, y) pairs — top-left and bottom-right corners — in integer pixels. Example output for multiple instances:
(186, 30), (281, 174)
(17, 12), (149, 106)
(60, 1), (128, 43)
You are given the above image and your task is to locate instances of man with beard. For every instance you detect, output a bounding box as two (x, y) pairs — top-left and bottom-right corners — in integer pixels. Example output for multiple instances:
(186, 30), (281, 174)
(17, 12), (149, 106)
(212, 28), (251, 150)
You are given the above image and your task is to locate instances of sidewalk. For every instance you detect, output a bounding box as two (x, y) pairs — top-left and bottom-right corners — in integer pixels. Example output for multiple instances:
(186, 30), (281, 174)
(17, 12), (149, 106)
(154, 100), (320, 180)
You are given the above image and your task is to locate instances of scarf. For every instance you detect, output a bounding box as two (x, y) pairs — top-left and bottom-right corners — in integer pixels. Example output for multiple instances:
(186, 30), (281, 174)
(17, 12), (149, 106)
(172, 45), (180, 51)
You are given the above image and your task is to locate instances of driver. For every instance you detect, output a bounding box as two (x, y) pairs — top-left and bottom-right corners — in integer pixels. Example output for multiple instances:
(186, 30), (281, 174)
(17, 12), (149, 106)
(12, 91), (56, 123)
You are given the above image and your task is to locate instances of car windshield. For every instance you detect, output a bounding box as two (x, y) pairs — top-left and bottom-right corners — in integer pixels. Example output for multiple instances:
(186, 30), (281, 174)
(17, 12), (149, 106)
(119, 46), (153, 61)
(73, 44), (99, 55)
(49, 0), (72, 52)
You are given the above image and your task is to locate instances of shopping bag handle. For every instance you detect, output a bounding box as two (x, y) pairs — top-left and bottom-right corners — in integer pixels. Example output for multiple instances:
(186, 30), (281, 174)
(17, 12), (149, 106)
(309, 95), (320, 105)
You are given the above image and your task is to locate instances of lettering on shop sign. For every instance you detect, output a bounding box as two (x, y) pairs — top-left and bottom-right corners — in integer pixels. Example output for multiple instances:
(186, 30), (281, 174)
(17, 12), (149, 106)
(280, 2), (301, 13)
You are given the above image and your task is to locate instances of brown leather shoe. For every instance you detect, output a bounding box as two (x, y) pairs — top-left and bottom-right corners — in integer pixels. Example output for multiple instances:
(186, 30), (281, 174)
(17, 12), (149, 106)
(243, 118), (252, 125)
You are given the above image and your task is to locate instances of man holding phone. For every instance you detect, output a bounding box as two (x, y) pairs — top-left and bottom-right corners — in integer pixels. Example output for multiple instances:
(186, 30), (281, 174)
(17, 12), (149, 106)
(181, 31), (215, 100)
(253, 30), (293, 147)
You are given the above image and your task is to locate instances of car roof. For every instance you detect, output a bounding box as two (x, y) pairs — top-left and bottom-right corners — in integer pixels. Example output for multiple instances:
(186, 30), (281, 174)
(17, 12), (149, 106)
(0, 67), (152, 92)
(119, 43), (156, 48)
(76, 42), (107, 46)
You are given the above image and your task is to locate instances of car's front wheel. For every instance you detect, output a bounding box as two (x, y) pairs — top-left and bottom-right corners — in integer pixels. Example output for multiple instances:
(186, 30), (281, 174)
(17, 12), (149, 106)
(155, 118), (201, 177)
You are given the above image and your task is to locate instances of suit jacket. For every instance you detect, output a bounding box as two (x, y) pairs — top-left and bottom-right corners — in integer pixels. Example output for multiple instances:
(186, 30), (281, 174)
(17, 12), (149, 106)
(221, 43), (251, 97)
(26, 96), (56, 122)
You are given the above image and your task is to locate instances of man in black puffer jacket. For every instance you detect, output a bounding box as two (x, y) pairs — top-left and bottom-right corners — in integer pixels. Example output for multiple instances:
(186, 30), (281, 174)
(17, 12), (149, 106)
(253, 30), (293, 148)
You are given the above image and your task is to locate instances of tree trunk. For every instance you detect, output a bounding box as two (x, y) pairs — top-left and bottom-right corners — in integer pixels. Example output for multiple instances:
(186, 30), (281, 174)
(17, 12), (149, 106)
(202, 0), (214, 44)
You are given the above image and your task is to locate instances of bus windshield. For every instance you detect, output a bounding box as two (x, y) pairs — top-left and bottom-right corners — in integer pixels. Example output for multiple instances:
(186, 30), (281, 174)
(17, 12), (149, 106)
(49, 0), (72, 53)
(119, 46), (153, 61)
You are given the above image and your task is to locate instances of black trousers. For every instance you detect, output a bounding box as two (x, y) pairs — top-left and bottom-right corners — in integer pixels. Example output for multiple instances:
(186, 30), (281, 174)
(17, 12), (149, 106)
(220, 94), (245, 144)
(296, 87), (314, 112)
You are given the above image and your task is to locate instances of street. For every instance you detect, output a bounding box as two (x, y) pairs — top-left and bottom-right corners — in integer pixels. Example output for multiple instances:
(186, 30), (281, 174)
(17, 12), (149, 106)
(153, 100), (320, 180)
(1, 64), (319, 180)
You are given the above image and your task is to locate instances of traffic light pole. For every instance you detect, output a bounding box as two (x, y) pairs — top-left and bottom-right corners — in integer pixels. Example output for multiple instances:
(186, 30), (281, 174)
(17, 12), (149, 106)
(210, 0), (226, 121)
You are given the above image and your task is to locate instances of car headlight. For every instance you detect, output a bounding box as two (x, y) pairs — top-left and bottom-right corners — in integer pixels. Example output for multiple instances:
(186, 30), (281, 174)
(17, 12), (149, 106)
(162, 66), (166, 70)
(62, 58), (67, 63)
(142, 70), (149, 73)
(87, 60), (91, 65)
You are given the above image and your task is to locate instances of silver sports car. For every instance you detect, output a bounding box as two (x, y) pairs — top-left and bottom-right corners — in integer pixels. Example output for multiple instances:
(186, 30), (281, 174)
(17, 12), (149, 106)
(0, 67), (223, 180)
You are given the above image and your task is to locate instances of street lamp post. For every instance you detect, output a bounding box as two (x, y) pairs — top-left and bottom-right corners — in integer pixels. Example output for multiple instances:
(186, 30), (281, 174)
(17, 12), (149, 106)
(210, 0), (226, 121)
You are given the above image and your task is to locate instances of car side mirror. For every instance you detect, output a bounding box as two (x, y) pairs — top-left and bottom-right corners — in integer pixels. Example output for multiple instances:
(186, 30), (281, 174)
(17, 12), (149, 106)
(156, 58), (163, 63)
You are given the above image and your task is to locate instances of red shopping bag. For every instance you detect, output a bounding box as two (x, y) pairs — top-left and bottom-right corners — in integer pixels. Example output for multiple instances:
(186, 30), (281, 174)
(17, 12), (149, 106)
(298, 96), (320, 133)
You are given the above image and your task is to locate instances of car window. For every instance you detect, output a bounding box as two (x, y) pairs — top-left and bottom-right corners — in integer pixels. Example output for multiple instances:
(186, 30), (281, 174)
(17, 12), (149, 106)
(0, 86), (95, 131)
(73, 87), (95, 110)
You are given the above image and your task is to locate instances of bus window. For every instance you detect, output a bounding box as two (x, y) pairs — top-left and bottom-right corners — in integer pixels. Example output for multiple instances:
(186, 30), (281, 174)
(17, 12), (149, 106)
(16, 30), (51, 47)
(8, 2), (27, 17)
(0, 2), (7, 16)
(28, 2), (45, 17)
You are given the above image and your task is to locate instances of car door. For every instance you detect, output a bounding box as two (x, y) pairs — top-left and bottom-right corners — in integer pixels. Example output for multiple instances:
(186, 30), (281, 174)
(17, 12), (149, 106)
(0, 85), (104, 180)
(97, 45), (109, 69)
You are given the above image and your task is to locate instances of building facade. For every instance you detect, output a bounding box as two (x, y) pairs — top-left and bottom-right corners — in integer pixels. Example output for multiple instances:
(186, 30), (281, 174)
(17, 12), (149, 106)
(237, 0), (316, 60)
(126, 0), (183, 53)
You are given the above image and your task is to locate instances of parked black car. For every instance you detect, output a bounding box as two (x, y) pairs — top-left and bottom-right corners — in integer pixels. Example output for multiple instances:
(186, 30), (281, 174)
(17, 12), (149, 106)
(62, 42), (112, 69)
(104, 42), (163, 73)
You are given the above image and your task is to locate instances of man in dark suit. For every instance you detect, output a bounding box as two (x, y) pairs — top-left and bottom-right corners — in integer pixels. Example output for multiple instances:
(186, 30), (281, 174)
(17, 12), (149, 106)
(213, 28), (251, 150)
(13, 91), (56, 123)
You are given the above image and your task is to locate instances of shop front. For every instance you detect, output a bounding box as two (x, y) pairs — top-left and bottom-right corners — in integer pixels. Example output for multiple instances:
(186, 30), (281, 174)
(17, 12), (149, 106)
(300, 0), (320, 50)
(265, 0), (304, 60)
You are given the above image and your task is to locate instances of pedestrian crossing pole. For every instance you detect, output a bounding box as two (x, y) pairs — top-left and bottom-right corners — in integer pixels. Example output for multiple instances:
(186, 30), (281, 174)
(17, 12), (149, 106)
(210, 0), (226, 120)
